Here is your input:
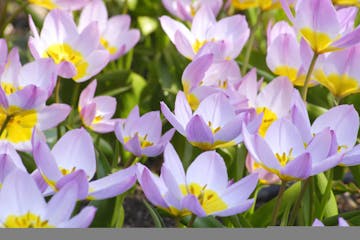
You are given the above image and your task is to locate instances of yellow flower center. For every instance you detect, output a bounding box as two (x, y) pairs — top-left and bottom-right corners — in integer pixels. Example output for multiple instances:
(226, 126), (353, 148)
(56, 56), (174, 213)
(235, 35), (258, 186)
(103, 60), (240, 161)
(180, 183), (227, 215)
(1, 83), (18, 95)
(3, 212), (54, 228)
(43, 43), (88, 81)
(124, 133), (154, 148)
(0, 106), (37, 144)
(256, 107), (278, 137)
(333, 0), (360, 7)
(100, 38), (117, 55)
(192, 39), (207, 54)
(275, 148), (293, 167)
(300, 28), (340, 53)
(314, 70), (359, 99)
(28, 0), (57, 10)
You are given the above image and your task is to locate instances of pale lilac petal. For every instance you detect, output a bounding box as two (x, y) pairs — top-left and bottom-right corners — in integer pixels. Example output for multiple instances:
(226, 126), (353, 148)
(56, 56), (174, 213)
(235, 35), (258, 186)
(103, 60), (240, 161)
(78, 0), (108, 32)
(56, 169), (89, 200)
(162, 144), (186, 187)
(339, 217), (349, 227)
(185, 115), (214, 145)
(256, 77), (293, 117)
(212, 199), (254, 217)
(220, 173), (258, 204)
(32, 130), (62, 183)
(0, 141), (26, 171)
(80, 103), (97, 126)
(191, 6), (216, 40)
(58, 206), (96, 228)
(52, 128), (96, 179)
(194, 93), (236, 128)
(265, 118), (305, 157)
(37, 104), (71, 130)
(57, 61), (77, 79)
(242, 124), (282, 170)
(186, 151), (228, 193)
(312, 219), (325, 226)
(306, 129), (333, 163)
(181, 194), (207, 217)
(0, 170), (46, 220)
(341, 145), (360, 166)
(182, 54), (213, 91)
(79, 80), (97, 108)
(311, 153), (342, 176)
(8, 85), (47, 110)
(123, 135), (142, 157)
(137, 166), (168, 208)
(18, 58), (57, 97)
(159, 16), (194, 44)
(46, 180), (78, 225)
(88, 166), (137, 200)
(311, 105), (359, 149)
(74, 22), (101, 56)
(174, 31), (196, 59)
(281, 152), (311, 179)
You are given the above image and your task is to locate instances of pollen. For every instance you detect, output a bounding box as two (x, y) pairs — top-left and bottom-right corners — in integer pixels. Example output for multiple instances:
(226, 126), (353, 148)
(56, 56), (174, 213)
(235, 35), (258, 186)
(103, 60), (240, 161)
(3, 212), (54, 228)
(180, 183), (228, 215)
(43, 43), (88, 81)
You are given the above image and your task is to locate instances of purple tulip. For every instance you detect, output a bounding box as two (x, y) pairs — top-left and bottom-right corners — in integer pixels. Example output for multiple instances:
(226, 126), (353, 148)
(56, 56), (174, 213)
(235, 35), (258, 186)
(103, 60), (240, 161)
(137, 144), (258, 217)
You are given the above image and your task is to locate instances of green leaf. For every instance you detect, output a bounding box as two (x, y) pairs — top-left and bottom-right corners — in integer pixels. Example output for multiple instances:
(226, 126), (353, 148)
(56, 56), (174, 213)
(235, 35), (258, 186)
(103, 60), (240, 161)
(181, 215), (224, 228)
(350, 165), (360, 188)
(322, 210), (360, 226)
(111, 194), (126, 228)
(250, 182), (301, 227)
(142, 200), (165, 228)
(314, 172), (338, 219)
(90, 198), (116, 227)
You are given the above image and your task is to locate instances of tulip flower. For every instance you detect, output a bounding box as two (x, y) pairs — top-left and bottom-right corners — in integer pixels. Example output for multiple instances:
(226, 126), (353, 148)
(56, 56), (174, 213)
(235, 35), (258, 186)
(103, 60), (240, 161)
(266, 21), (320, 86)
(162, 0), (223, 21)
(281, 0), (360, 54)
(159, 5), (249, 60)
(181, 50), (243, 110)
(32, 128), (137, 200)
(115, 106), (175, 157)
(291, 98), (360, 167)
(0, 45), (70, 151)
(243, 118), (342, 181)
(137, 144), (258, 217)
(313, 44), (360, 99)
(78, 0), (140, 61)
(313, 217), (349, 227)
(28, 9), (109, 82)
(161, 92), (261, 150)
(79, 80), (118, 133)
(0, 170), (96, 228)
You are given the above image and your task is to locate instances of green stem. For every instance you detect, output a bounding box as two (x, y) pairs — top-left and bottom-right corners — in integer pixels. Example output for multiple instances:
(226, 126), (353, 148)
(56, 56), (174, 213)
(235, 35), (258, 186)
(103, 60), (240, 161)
(0, 114), (11, 137)
(242, 10), (263, 75)
(288, 178), (310, 225)
(301, 52), (319, 101)
(55, 78), (61, 103)
(187, 214), (197, 228)
(309, 177), (314, 224)
(124, 154), (141, 168)
(271, 181), (287, 226)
